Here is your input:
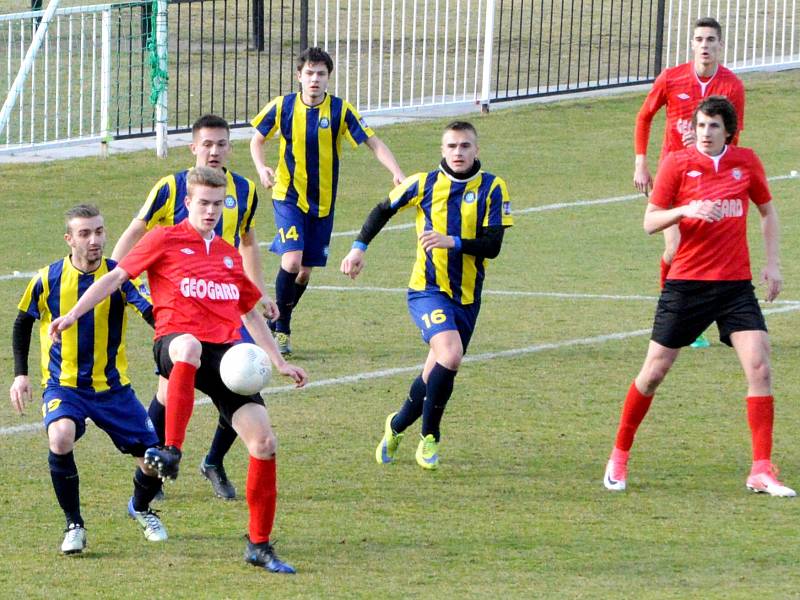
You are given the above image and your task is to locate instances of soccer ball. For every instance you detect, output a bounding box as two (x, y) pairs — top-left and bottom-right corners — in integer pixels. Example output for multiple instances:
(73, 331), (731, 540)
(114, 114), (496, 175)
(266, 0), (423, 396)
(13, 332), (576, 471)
(219, 343), (272, 395)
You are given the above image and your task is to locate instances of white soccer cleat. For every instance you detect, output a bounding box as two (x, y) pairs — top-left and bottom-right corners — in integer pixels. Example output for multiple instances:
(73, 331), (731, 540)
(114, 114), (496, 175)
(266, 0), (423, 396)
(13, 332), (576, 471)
(128, 497), (169, 541)
(61, 523), (87, 554)
(603, 459), (627, 491)
(746, 464), (796, 498)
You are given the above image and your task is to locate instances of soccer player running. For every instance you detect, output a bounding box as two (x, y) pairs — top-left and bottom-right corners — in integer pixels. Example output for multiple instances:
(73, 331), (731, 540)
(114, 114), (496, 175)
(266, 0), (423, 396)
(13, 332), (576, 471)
(50, 168), (308, 573)
(250, 46), (405, 357)
(340, 121), (512, 469)
(634, 17), (744, 348)
(113, 114), (273, 500)
(604, 96), (794, 497)
(10, 204), (167, 555)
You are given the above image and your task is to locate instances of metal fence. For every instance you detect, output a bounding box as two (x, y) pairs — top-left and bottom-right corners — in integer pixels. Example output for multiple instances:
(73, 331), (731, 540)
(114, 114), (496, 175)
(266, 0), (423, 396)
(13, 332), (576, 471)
(2, 0), (798, 152)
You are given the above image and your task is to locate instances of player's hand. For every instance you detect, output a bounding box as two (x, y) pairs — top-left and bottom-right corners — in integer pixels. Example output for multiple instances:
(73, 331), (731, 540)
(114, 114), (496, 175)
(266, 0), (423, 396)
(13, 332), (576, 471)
(340, 249), (365, 279)
(419, 230), (454, 252)
(277, 362), (308, 388)
(683, 199), (723, 222)
(633, 163), (653, 196)
(681, 129), (697, 147)
(258, 166), (275, 189)
(260, 296), (280, 321)
(9, 375), (32, 415)
(761, 264), (783, 302)
(392, 171), (406, 187)
(48, 314), (76, 343)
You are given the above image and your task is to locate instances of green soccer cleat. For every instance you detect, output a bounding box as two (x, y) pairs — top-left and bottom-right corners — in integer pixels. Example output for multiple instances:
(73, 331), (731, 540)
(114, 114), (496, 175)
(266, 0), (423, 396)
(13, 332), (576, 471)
(274, 332), (292, 357)
(415, 434), (440, 470)
(375, 412), (404, 464)
(690, 332), (710, 349)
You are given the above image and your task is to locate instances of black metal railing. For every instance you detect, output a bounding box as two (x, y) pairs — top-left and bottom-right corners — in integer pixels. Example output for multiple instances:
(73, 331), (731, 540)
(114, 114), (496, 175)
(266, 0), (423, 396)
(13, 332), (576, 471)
(490, 0), (664, 103)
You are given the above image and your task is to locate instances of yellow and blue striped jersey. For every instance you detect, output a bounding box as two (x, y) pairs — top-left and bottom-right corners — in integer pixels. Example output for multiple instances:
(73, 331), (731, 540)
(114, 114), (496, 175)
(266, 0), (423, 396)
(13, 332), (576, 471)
(250, 93), (374, 218)
(18, 257), (152, 391)
(389, 169), (513, 305)
(137, 168), (258, 248)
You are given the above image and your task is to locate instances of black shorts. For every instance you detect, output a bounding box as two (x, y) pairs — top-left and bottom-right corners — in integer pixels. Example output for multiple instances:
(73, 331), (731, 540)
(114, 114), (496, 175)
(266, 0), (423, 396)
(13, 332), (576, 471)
(651, 280), (767, 349)
(153, 333), (265, 426)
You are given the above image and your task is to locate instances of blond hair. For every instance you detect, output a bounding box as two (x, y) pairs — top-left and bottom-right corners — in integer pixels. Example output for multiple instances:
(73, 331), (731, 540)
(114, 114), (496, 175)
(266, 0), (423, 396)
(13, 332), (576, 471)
(187, 166), (227, 196)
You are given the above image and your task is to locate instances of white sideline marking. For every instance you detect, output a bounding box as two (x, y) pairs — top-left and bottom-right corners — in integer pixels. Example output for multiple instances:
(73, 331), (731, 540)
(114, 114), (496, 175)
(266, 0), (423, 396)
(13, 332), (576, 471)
(1, 173), (797, 276)
(3, 302), (799, 437)
(310, 285), (800, 306)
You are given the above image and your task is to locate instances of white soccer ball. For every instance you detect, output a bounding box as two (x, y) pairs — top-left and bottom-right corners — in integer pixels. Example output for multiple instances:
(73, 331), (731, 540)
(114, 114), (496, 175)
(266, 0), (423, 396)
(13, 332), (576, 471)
(219, 343), (272, 395)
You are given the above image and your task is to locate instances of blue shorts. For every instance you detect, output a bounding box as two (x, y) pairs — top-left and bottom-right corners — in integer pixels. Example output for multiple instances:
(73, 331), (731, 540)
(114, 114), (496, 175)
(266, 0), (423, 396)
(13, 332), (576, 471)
(407, 290), (480, 350)
(42, 385), (158, 456)
(270, 200), (334, 267)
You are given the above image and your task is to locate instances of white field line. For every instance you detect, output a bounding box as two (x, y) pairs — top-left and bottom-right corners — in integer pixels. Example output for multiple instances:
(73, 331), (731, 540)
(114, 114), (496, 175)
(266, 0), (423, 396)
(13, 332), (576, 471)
(3, 303), (799, 437)
(257, 171), (800, 245)
(1, 173), (797, 277)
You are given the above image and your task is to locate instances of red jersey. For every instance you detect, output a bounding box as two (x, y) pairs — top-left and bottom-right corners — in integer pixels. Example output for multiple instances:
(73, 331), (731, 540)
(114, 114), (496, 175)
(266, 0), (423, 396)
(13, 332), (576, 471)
(635, 63), (745, 160)
(118, 220), (262, 343)
(650, 145), (771, 281)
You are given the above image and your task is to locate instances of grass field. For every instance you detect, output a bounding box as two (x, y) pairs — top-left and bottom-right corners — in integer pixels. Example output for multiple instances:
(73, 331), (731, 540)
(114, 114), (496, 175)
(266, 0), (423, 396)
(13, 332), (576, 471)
(1, 69), (800, 598)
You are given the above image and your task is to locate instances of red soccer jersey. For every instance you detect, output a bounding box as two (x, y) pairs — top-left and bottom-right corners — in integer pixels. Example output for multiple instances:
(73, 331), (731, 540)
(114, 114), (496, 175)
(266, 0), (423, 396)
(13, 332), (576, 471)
(650, 145), (771, 281)
(635, 63), (745, 160)
(118, 220), (262, 343)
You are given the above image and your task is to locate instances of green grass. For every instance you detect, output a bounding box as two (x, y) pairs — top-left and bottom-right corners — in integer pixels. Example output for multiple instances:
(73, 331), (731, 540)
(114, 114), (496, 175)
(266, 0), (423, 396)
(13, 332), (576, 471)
(0, 69), (800, 598)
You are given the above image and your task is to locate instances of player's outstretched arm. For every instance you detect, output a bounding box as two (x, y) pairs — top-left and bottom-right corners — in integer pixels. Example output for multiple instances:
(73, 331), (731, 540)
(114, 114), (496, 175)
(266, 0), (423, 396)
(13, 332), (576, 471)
(340, 199), (399, 279)
(249, 131), (275, 189)
(758, 201), (782, 302)
(241, 308), (307, 387)
(365, 136), (405, 186)
(111, 218), (148, 261)
(49, 267), (131, 342)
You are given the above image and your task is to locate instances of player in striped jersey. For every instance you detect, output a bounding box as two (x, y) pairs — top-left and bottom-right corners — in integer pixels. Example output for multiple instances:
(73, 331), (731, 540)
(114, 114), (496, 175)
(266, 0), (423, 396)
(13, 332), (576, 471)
(634, 17), (745, 348)
(112, 115), (274, 500)
(10, 205), (167, 555)
(604, 97), (794, 497)
(341, 121), (513, 469)
(250, 47), (405, 357)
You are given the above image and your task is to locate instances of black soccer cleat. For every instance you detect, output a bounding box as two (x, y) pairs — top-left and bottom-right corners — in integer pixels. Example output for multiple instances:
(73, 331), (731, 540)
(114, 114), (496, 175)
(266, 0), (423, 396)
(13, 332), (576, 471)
(244, 537), (296, 574)
(144, 445), (182, 481)
(199, 459), (236, 500)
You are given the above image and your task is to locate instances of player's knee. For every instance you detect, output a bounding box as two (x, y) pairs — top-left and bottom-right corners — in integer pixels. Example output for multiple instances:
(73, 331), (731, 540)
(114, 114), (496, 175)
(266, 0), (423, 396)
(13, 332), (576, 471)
(248, 433), (277, 459)
(639, 362), (669, 392)
(281, 253), (302, 273)
(746, 360), (771, 389)
(296, 267), (312, 285)
(168, 334), (202, 366)
(47, 419), (76, 454)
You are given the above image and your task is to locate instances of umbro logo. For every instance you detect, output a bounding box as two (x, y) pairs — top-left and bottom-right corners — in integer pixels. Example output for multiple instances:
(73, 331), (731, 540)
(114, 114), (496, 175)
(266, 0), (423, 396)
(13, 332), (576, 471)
(180, 248), (195, 255)
(677, 93), (690, 100)
(687, 170), (702, 178)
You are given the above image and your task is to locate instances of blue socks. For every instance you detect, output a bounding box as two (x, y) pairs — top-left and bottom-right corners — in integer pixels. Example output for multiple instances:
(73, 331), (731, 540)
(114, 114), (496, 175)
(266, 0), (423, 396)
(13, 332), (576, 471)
(421, 363), (458, 442)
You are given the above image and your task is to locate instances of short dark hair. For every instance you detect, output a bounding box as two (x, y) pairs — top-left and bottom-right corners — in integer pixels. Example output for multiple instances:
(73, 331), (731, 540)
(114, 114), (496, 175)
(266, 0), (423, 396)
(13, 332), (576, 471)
(444, 121), (478, 138)
(191, 114), (230, 136)
(64, 204), (101, 233)
(297, 47), (334, 74)
(693, 96), (738, 143)
(694, 17), (722, 38)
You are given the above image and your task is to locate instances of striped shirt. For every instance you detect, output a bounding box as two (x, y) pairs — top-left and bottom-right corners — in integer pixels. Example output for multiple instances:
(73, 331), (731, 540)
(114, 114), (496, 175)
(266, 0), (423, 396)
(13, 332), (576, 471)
(251, 92), (373, 218)
(138, 168), (258, 248)
(389, 169), (513, 305)
(18, 257), (152, 391)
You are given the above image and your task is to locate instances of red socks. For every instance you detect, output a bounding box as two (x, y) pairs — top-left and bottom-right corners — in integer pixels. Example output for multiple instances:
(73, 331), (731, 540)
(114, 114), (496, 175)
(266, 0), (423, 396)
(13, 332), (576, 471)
(613, 381), (654, 453)
(659, 258), (670, 289)
(247, 456), (277, 544)
(165, 361), (197, 449)
(747, 395), (774, 462)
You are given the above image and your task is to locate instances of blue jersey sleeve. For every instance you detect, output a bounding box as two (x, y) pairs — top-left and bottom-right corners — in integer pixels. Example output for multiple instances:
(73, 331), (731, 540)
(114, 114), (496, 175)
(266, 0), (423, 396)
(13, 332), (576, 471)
(17, 272), (44, 319)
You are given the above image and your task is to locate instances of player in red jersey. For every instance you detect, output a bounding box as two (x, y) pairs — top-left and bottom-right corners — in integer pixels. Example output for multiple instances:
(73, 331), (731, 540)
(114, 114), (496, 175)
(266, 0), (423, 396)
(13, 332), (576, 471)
(604, 96), (794, 497)
(49, 167), (308, 573)
(635, 17), (744, 348)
